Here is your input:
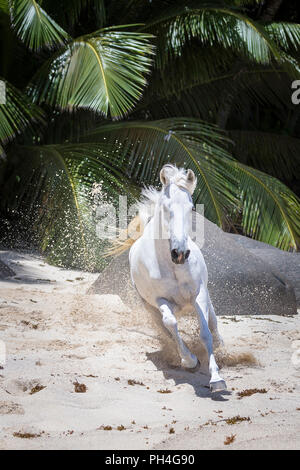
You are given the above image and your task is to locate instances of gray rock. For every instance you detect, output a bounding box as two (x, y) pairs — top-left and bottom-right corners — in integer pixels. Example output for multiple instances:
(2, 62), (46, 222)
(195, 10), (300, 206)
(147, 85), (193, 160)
(90, 213), (297, 316)
(228, 234), (300, 308)
(0, 260), (15, 278)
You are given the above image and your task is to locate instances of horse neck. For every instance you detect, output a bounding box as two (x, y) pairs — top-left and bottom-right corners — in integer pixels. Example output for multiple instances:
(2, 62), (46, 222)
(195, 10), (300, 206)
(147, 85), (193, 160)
(148, 201), (170, 251)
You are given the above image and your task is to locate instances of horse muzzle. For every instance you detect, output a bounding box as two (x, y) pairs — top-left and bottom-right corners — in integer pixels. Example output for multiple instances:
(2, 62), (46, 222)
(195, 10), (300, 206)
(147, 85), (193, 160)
(171, 249), (190, 264)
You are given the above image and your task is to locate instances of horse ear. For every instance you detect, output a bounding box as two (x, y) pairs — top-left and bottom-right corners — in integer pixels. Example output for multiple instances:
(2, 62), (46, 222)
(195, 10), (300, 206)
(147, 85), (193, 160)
(187, 169), (197, 194)
(160, 167), (168, 186)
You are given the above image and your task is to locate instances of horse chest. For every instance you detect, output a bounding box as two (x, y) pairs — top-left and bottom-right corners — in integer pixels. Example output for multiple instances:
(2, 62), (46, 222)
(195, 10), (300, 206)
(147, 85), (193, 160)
(130, 235), (203, 309)
(152, 264), (198, 305)
(173, 269), (198, 304)
(132, 259), (196, 307)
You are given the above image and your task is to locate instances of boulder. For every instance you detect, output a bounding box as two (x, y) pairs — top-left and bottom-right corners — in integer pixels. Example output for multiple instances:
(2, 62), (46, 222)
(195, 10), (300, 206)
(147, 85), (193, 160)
(89, 213), (297, 316)
(227, 233), (300, 308)
(0, 259), (15, 279)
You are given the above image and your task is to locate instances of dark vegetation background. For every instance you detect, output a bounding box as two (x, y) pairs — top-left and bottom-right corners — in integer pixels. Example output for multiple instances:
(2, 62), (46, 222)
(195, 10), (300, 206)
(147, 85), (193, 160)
(0, 0), (300, 270)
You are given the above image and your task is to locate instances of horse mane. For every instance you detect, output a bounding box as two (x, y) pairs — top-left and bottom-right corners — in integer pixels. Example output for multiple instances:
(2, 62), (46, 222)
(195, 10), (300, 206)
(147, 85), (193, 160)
(105, 165), (195, 257)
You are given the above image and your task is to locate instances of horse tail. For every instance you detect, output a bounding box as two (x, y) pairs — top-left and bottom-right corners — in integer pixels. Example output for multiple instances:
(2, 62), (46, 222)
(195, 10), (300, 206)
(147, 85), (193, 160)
(103, 215), (144, 258)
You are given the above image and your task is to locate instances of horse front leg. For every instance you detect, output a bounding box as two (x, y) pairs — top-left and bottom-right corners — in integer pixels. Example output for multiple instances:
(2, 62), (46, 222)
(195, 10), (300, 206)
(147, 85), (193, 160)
(195, 287), (227, 392)
(157, 298), (198, 369)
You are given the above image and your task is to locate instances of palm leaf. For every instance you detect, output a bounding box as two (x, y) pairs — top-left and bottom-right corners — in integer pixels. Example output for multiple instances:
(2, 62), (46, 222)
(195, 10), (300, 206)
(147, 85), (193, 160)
(28, 27), (154, 118)
(142, 1), (283, 67)
(0, 0), (8, 13)
(9, 0), (70, 51)
(139, 42), (236, 103)
(81, 118), (300, 249)
(266, 22), (300, 55)
(0, 78), (45, 147)
(229, 160), (300, 250)
(81, 118), (238, 227)
(2, 142), (138, 269)
(136, 65), (291, 127)
(232, 1), (261, 4)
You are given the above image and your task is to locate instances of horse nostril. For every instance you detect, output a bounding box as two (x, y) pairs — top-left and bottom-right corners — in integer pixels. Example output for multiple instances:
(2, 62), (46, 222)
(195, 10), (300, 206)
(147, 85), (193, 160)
(185, 250), (190, 259)
(171, 249), (178, 259)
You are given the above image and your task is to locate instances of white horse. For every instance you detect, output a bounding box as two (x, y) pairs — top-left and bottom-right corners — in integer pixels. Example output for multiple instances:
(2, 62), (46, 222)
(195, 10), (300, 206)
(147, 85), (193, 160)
(127, 164), (226, 392)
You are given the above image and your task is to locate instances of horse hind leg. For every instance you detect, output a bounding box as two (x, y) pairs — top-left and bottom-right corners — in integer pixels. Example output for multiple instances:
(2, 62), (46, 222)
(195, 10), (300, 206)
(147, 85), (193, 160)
(157, 298), (198, 369)
(207, 293), (225, 350)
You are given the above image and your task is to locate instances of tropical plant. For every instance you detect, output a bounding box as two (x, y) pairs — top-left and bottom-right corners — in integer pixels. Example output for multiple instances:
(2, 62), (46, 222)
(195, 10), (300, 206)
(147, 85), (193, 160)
(0, 0), (300, 270)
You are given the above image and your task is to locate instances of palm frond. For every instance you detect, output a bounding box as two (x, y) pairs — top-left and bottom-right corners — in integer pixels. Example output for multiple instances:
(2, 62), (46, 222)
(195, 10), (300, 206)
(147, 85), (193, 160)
(142, 1), (283, 67)
(265, 22), (300, 54)
(81, 118), (300, 249)
(0, 0), (8, 13)
(140, 42), (236, 103)
(41, 109), (98, 145)
(81, 118), (238, 227)
(28, 27), (154, 118)
(229, 160), (300, 250)
(9, 0), (70, 51)
(94, 0), (106, 27)
(0, 78), (45, 147)
(137, 65), (291, 126)
(232, 0), (261, 4)
(2, 142), (137, 269)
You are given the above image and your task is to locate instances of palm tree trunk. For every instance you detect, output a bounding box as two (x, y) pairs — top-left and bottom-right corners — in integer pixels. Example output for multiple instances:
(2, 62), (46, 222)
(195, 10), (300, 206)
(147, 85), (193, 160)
(260, 0), (283, 22)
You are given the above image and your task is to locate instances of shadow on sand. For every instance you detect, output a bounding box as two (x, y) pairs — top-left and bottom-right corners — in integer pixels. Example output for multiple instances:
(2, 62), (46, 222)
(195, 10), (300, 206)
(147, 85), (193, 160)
(146, 349), (231, 402)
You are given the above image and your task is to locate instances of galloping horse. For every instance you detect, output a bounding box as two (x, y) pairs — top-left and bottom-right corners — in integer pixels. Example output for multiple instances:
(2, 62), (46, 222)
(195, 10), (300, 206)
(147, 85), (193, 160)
(125, 164), (226, 391)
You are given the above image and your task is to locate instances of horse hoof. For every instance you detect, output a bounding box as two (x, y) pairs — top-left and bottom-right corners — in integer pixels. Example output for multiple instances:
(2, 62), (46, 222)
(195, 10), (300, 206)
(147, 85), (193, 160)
(181, 355), (198, 369)
(210, 379), (227, 392)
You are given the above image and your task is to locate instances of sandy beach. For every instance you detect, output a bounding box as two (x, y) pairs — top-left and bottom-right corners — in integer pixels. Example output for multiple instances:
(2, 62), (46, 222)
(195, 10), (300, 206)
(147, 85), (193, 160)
(0, 249), (299, 450)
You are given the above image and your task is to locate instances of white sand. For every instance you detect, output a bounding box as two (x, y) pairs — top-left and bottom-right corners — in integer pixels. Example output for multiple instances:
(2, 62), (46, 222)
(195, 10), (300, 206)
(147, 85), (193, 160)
(0, 250), (299, 450)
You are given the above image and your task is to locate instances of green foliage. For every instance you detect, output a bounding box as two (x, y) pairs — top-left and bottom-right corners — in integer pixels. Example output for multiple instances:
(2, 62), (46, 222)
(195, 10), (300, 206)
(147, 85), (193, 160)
(29, 27), (154, 118)
(0, 78), (45, 147)
(1, 0), (300, 270)
(142, 1), (284, 67)
(1, 143), (137, 269)
(266, 22), (300, 55)
(0, 0), (8, 13)
(83, 119), (237, 227)
(228, 160), (300, 250)
(83, 119), (300, 249)
(9, 0), (70, 51)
